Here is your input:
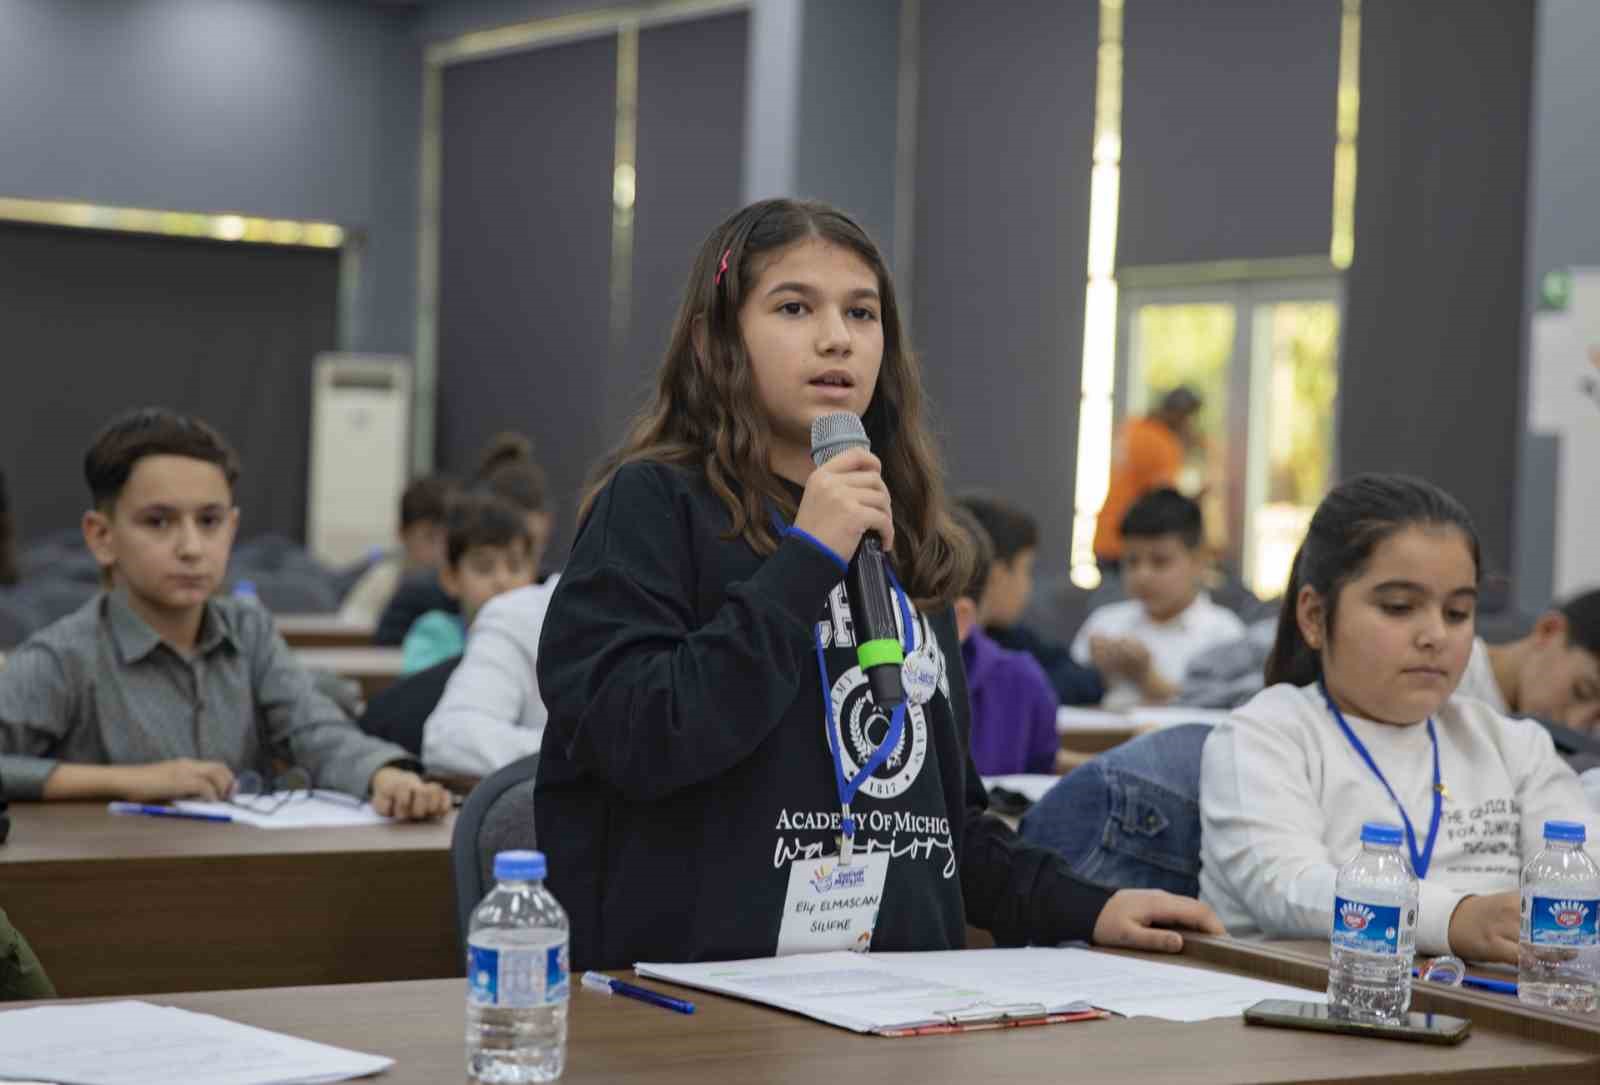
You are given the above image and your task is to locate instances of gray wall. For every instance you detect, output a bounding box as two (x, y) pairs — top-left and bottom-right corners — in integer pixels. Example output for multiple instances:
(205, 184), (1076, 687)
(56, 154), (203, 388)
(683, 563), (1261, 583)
(413, 0), (616, 41)
(433, 32), (619, 562)
(1118, 0), (1339, 267)
(1338, 0), (1536, 579)
(911, 0), (1098, 566)
(743, 0), (900, 262)
(0, 223), (340, 544)
(624, 12), (752, 434)
(1516, 0), (1600, 611)
(792, 0), (900, 261)
(0, 0), (621, 365)
(429, 6), (751, 558)
(0, 0), (419, 356)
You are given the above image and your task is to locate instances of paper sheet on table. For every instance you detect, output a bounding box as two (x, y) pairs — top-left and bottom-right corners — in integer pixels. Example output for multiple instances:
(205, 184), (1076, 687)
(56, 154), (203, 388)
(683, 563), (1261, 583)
(0, 999), (392, 1085)
(636, 947), (1324, 1033)
(1055, 706), (1129, 731)
(175, 793), (389, 829)
(981, 774), (1059, 803)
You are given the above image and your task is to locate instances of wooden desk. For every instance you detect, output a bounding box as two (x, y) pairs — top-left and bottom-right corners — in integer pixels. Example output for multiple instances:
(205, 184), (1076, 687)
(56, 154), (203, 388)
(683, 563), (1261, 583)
(1232, 937), (1600, 1056)
(275, 613), (376, 649)
(1056, 706), (1231, 755)
(295, 646), (405, 699)
(17, 938), (1600, 1084)
(0, 802), (459, 997)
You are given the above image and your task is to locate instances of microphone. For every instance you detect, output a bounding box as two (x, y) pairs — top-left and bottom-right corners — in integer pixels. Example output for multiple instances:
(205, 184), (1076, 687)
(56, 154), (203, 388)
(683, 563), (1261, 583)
(810, 412), (905, 710)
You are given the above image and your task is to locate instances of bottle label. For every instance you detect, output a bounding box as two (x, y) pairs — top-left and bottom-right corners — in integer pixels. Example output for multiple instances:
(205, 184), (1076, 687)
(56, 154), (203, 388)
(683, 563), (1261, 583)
(468, 939), (570, 1008)
(1526, 895), (1600, 946)
(1331, 896), (1407, 955)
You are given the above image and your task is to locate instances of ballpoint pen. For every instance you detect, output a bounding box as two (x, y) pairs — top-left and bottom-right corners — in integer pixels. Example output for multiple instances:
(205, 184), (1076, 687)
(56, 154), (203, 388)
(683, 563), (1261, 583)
(582, 971), (696, 1014)
(109, 802), (233, 823)
(1413, 965), (1518, 996)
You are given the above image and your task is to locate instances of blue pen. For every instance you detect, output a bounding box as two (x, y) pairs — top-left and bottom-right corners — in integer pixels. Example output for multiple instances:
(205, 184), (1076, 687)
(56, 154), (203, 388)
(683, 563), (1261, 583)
(1412, 966), (1518, 996)
(582, 971), (696, 1014)
(1458, 974), (1518, 996)
(109, 802), (233, 824)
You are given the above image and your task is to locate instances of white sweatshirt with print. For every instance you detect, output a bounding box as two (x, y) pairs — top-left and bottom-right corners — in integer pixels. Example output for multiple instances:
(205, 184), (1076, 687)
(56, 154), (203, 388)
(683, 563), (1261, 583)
(1200, 682), (1596, 956)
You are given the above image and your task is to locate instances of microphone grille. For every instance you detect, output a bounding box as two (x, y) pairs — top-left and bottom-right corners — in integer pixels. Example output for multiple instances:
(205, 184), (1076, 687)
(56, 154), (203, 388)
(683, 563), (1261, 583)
(810, 412), (869, 467)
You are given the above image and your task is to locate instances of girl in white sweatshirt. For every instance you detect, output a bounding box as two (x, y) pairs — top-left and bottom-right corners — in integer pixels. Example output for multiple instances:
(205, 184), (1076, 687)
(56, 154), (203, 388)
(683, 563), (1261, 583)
(1200, 474), (1595, 964)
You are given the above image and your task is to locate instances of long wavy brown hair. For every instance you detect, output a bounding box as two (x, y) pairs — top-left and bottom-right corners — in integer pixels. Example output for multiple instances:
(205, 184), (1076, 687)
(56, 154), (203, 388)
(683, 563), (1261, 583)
(582, 198), (972, 608)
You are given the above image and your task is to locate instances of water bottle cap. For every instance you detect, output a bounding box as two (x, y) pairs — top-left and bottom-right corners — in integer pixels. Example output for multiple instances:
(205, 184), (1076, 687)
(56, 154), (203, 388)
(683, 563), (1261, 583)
(494, 849), (546, 881)
(1360, 822), (1404, 847)
(1544, 820), (1587, 844)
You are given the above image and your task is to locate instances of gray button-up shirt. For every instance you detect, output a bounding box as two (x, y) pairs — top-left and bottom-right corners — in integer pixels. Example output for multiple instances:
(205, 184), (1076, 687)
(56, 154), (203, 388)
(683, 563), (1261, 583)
(0, 591), (410, 800)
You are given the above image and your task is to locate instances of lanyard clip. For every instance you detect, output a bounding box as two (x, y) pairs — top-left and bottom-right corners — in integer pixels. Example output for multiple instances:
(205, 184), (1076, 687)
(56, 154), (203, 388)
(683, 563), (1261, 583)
(839, 804), (855, 866)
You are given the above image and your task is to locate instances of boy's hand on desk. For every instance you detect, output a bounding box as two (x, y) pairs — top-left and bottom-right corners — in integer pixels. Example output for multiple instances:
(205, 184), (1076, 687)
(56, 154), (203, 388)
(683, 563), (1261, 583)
(1119, 641), (1153, 682)
(1447, 892), (1521, 964)
(1087, 636), (1126, 677)
(123, 759), (236, 802)
(369, 767), (452, 821)
(1123, 644), (1178, 704)
(1091, 889), (1226, 953)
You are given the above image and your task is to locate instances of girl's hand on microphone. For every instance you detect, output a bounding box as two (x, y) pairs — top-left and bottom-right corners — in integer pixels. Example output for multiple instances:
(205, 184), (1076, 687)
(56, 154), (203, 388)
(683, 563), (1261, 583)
(793, 448), (893, 560)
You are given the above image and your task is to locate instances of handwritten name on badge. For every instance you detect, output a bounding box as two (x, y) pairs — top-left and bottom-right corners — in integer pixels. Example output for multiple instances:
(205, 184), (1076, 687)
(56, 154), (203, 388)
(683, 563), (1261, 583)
(776, 851), (891, 956)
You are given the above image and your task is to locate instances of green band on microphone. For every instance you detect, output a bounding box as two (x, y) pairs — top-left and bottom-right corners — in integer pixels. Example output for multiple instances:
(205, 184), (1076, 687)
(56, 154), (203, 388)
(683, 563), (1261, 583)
(857, 638), (905, 670)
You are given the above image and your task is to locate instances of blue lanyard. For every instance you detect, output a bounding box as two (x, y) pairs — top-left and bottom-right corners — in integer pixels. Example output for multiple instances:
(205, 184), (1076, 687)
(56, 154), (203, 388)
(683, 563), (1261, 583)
(1318, 680), (1443, 879)
(772, 510), (915, 864)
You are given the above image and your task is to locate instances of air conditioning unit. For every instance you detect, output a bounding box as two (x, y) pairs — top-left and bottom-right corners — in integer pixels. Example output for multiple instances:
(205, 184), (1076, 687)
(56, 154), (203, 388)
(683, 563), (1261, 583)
(306, 353), (413, 566)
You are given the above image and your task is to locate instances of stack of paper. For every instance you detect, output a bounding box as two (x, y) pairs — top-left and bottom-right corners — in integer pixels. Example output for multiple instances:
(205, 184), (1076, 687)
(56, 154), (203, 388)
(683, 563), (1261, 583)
(0, 1000), (392, 1085)
(636, 947), (1324, 1034)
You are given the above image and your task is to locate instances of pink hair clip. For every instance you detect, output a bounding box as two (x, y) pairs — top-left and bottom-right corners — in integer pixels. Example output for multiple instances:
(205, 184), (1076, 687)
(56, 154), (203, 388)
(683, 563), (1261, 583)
(715, 248), (730, 287)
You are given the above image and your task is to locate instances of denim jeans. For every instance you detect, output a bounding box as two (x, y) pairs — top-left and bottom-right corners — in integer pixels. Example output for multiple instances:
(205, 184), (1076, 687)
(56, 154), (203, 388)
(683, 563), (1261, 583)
(1020, 723), (1213, 897)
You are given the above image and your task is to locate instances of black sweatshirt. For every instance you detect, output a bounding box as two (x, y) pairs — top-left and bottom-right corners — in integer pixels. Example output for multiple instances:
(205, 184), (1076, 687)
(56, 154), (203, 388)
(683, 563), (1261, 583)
(534, 462), (1113, 970)
(373, 571), (456, 647)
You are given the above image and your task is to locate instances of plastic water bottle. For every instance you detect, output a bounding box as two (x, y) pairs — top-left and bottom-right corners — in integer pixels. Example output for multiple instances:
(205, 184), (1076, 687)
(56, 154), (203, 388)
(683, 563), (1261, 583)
(232, 579), (258, 603)
(1328, 822), (1418, 1020)
(467, 850), (570, 1083)
(1519, 819), (1600, 1013)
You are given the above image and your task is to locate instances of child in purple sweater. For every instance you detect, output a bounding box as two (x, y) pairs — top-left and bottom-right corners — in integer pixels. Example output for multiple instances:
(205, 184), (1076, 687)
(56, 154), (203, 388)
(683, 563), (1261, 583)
(952, 506), (1062, 775)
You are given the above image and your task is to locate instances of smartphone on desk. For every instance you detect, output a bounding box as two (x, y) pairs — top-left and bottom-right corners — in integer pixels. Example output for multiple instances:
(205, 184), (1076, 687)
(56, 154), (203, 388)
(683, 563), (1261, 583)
(1244, 999), (1471, 1045)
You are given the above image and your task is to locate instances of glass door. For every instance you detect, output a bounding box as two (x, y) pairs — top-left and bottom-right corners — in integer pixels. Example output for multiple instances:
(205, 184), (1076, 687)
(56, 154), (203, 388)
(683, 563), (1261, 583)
(1116, 279), (1341, 600)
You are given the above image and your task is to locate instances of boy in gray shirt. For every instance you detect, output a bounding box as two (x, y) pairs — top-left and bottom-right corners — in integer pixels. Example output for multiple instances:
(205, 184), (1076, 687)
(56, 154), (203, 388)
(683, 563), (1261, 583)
(0, 408), (449, 820)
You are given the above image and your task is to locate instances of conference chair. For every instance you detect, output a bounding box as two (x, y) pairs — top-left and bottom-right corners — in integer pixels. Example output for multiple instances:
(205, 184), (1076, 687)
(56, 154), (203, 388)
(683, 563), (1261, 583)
(451, 753), (539, 950)
(228, 571), (339, 614)
(1020, 723), (1213, 897)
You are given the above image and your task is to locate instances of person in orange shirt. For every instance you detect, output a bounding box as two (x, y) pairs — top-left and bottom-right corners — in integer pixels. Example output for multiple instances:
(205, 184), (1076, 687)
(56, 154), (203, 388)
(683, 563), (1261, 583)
(1092, 386), (1202, 573)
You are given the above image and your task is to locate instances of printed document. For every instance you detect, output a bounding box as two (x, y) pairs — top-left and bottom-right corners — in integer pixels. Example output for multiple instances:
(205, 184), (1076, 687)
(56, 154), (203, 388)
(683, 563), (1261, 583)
(636, 947), (1324, 1033)
(0, 999), (392, 1085)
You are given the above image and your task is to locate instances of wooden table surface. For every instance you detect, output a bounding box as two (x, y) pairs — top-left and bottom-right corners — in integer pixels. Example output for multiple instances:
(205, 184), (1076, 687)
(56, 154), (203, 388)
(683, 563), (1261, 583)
(0, 802), (460, 997)
(295, 646), (406, 699)
(15, 937), (1600, 1084)
(275, 613), (377, 649)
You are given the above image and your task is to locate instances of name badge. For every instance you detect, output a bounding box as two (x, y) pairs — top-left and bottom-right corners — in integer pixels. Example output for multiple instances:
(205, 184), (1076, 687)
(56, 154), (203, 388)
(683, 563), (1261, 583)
(902, 646), (941, 707)
(775, 851), (891, 956)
